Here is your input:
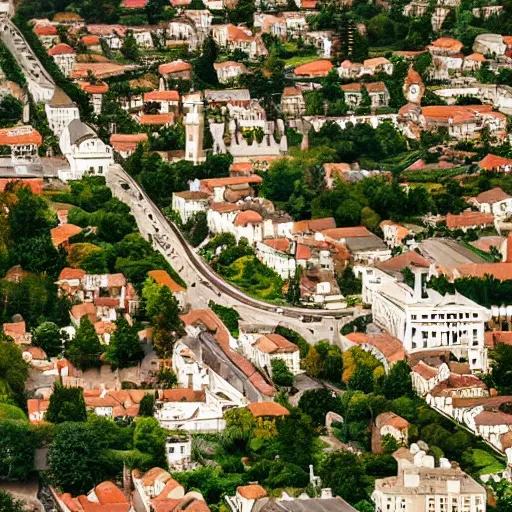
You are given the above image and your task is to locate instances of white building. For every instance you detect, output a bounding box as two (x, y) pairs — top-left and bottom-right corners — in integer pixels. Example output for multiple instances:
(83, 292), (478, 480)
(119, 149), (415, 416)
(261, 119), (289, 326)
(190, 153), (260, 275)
(211, 24), (257, 59)
(239, 333), (301, 376)
(372, 445), (486, 512)
(281, 86), (306, 118)
(363, 267), (490, 372)
(45, 87), (80, 137)
(165, 434), (192, 471)
(214, 61), (248, 84)
(59, 119), (113, 181)
(0, 125), (42, 163)
(256, 239), (296, 279)
(48, 43), (76, 76)
(470, 187), (512, 217)
(172, 191), (210, 223)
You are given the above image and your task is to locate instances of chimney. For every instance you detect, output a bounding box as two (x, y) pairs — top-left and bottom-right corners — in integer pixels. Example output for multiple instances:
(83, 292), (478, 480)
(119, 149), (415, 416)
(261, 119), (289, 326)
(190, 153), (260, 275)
(320, 488), (332, 499)
(506, 232), (512, 263)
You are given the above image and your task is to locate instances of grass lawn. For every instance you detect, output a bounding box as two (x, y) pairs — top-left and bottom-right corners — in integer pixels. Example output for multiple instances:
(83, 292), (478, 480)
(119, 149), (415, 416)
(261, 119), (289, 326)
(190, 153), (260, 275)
(285, 54), (320, 67)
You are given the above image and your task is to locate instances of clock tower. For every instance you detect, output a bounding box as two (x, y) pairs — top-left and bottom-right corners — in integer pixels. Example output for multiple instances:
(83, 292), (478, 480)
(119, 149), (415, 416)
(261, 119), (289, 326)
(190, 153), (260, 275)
(403, 66), (425, 105)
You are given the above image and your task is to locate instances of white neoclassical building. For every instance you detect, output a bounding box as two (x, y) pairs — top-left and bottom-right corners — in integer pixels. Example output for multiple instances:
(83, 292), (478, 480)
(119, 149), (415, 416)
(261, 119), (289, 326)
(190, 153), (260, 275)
(362, 267), (490, 372)
(372, 445), (486, 512)
(58, 119), (113, 181)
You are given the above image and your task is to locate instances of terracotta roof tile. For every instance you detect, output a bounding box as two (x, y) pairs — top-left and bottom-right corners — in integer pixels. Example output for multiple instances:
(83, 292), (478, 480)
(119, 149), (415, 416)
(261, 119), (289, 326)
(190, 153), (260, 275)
(50, 224), (82, 247)
(364, 57), (391, 67)
(148, 270), (185, 293)
(122, 0), (148, 7)
(479, 153), (512, 170)
(226, 24), (254, 42)
(3, 321), (27, 337)
(234, 210), (263, 227)
(159, 388), (205, 402)
(375, 411), (409, 430)
(377, 251), (430, 272)
(159, 60), (192, 75)
(446, 211), (494, 229)
(292, 217), (336, 234)
(237, 485), (268, 500)
(253, 334), (298, 354)
(80, 35), (100, 46)
(58, 268), (86, 281)
(322, 226), (371, 239)
(144, 90), (180, 101)
(247, 402), (290, 417)
(110, 133), (148, 152)
(474, 187), (511, 205)
(200, 175), (263, 188)
(0, 126), (42, 146)
(294, 59), (333, 77)
(430, 37), (463, 53)
(454, 262), (512, 281)
(263, 238), (290, 252)
(412, 361), (439, 380)
(295, 244), (312, 260)
(34, 24), (58, 36)
(70, 302), (97, 321)
(78, 81), (109, 94)
(0, 178), (43, 194)
(48, 43), (75, 55)
(140, 113), (175, 125)
(345, 332), (405, 363)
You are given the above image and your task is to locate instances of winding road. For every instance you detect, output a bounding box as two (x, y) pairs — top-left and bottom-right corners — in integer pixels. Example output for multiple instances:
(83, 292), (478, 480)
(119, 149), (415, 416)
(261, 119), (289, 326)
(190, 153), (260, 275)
(107, 164), (362, 343)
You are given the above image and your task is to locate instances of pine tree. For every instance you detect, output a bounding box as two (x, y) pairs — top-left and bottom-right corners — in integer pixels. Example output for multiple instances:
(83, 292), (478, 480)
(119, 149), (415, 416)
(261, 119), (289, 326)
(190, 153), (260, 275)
(105, 317), (144, 370)
(151, 286), (185, 357)
(121, 30), (140, 62)
(67, 316), (103, 370)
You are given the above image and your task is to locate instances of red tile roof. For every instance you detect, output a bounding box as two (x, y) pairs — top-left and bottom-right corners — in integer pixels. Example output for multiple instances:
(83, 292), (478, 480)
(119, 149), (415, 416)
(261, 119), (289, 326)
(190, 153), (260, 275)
(429, 37), (463, 53)
(110, 133), (148, 152)
(263, 238), (291, 252)
(3, 321), (27, 337)
(282, 86), (302, 97)
(446, 211), (494, 229)
(294, 59), (333, 77)
(377, 251), (431, 272)
(454, 262), (512, 281)
(122, 0), (148, 7)
(479, 153), (512, 170)
(422, 105), (504, 124)
(58, 267), (86, 281)
(159, 388), (205, 402)
(341, 82), (387, 93)
(247, 402), (290, 417)
(234, 210), (263, 227)
(80, 35), (100, 46)
(485, 330), (512, 349)
(48, 43), (75, 55)
(71, 302), (97, 321)
(144, 90), (180, 101)
(292, 217), (336, 234)
(214, 60), (246, 70)
(322, 226), (371, 239)
(474, 187), (511, 205)
(24, 346), (47, 360)
(158, 60), (192, 75)
(475, 410), (512, 426)
(253, 334), (298, 354)
(34, 24), (58, 36)
(364, 57), (391, 67)
(465, 52), (486, 62)
(237, 485), (268, 500)
(71, 62), (131, 79)
(412, 361), (438, 380)
(296, 243), (312, 260)
(0, 126), (42, 146)
(226, 24), (254, 42)
(78, 81), (109, 94)
(345, 332), (405, 363)
(200, 175), (263, 189)
(0, 178), (43, 194)
(148, 270), (185, 293)
(230, 162), (253, 174)
(50, 224), (82, 247)
(140, 113), (175, 125)
(375, 411), (409, 430)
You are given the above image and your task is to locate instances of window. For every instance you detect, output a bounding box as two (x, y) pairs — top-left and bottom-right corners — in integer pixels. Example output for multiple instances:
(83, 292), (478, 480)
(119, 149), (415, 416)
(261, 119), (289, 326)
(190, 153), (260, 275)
(180, 446), (185, 454)
(473, 313), (478, 318)
(168, 447), (175, 453)
(422, 331), (428, 348)
(427, 497), (436, 511)
(432, 331), (437, 338)
(411, 315), (417, 320)
(422, 314), (428, 320)
(439, 496), (448, 511)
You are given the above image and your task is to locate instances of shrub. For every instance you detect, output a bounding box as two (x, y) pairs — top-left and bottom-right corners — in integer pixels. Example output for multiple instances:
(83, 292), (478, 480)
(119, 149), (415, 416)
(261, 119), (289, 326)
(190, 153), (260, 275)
(271, 359), (294, 387)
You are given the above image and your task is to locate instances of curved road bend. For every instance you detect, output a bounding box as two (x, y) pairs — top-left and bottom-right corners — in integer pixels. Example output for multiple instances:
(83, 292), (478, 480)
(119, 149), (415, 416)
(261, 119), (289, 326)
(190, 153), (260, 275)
(107, 164), (362, 342)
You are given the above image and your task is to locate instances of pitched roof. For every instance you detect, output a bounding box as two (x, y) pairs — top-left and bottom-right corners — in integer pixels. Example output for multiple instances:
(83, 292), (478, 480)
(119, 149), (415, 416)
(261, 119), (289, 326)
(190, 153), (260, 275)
(200, 175), (263, 188)
(429, 37), (463, 52)
(321, 226), (371, 239)
(478, 153), (512, 170)
(237, 484), (268, 500)
(158, 388), (206, 402)
(282, 86), (302, 97)
(294, 59), (333, 77)
(34, 24), (58, 36)
(122, 0), (148, 7)
(364, 57), (391, 67)
(375, 411), (409, 430)
(453, 262), (512, 281)
(70, 302), (97, 321)
(421, 105), (504, 124)
(50, 224), (82, 247)
(446, 211), (494, 229)
(140, 113), (175, 125)
(110, 133), (148, 151)
(158, 60), (192, 75)
(48, 43), (75, 55)
(213, 60), (246, 70)
(341, 82), (387, 93)
(247, 402), (290, 417)
(144, 90), (180, 101)
(148, 270), (186, 293)
(226, 24), (254, 42)
(296, 244), (312, 260)
(58, 267), (86, 281)
(0, 178), (43, 194)
(80, 35), (100, 46)
(253, 333), (298, 354)
(78, 81), (109, 94)
(465, 52), (486, 62)
(0, 126), (42, 146)
(292, 217), (336, 234)
(262, 238), (291, 252)
(377, 251), (431, 272)
(234, 210), (263, 227)
(412, 360), (440, 380)
(474, 187), (511, 205)
(345, 332), (405, 363)
(71, 62), (132, 79)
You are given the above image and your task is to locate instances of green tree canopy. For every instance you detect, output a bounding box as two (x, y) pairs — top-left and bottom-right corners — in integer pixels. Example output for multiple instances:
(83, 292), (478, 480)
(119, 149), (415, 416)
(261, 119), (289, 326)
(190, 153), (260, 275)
(66, 316), (103, 370)
(33, 321), (63, 357)
(104, 317), (144, 370)
(133, 417), (167, 468)
(0, 420), (38, 481)
(46, 383), (87, 424)
(298, 388), (342, 427)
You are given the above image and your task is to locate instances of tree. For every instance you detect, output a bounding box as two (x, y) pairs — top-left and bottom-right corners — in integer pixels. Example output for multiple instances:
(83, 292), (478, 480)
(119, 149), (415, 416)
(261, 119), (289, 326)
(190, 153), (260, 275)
(298, 389), (342, 427)
(195, 37), (218, 85)
(156, 368), (178, 388)
(49, 423), (100, 495)
(488, 343), (512, 394)
(133, 417), (167, 468)
(0, 95), (23, 128)
(46, 384), (87, 424)
(0, 492), (25, 512)
(227, 0), (256, 25)
(121, 30), (140, 62)
(66, 316), (103, 370)
(286, 267), (302, 305)
(337, 266), (362, 296)
(144, 284), (185, 357)
(335, 199), (362, 227)
(33, 321), (62, 357)
(303, 345), (321, 377)
(139, 394), (155, 417)
(348, 365), (375, 394)
(276, 409), (316, 469)
(361, 207), (381, 232)
(104, 317), (144, 370)
(271, 359), (294, 387)
(183, 211), (209, 248)
(319, 451), (368, 504)
(0, 338), (29, 406)
(382, 361), (414, 400)
(0, 421), (38, 481)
